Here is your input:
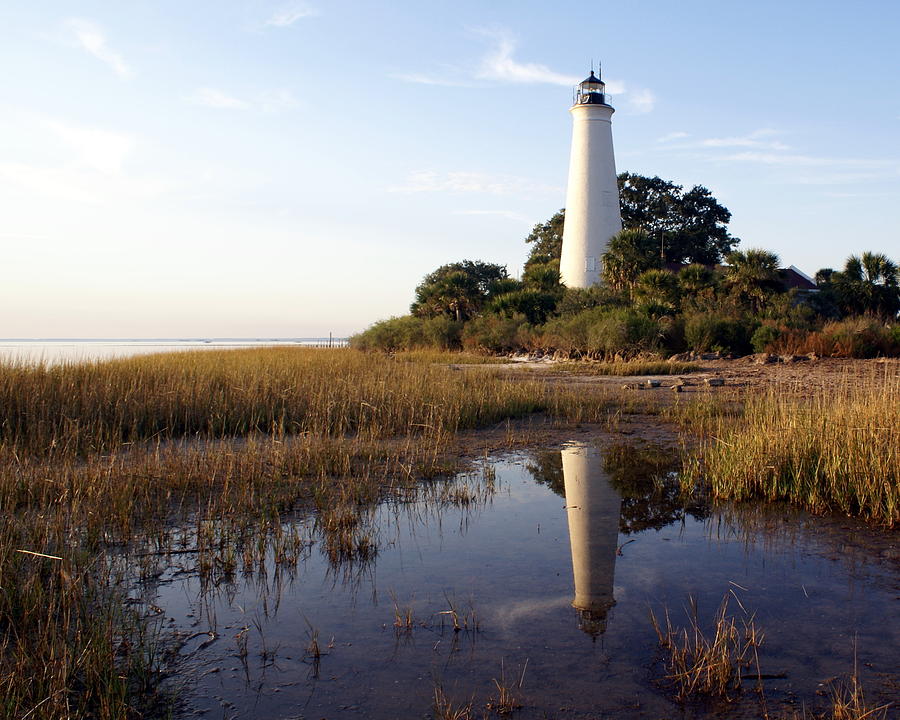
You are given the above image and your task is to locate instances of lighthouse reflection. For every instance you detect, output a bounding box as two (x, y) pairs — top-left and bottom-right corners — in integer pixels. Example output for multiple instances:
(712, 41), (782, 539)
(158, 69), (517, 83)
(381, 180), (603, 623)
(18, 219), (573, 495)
(561, 443), (622, 637)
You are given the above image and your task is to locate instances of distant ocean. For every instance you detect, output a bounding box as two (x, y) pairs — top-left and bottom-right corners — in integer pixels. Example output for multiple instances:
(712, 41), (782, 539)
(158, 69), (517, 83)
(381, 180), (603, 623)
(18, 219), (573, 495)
(0, 338), (348, 364)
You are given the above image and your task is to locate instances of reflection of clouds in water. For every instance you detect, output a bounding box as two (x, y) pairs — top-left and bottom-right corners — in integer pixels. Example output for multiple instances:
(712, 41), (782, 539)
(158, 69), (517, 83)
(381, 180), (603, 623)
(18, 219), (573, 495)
(490, 595), (573, 631)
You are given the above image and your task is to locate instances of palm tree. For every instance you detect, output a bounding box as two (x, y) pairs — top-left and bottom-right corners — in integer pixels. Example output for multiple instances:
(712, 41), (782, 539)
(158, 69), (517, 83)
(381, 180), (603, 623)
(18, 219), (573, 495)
(832, 252), (899, 318)
(633, 269), (680, 313)
(724, 249), (782, 311)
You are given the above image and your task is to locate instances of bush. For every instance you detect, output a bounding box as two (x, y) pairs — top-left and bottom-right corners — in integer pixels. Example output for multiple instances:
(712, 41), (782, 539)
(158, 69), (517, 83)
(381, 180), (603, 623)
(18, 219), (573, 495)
(772, 317), (900, 358)
(540, 307), (661, 358)
(751, 324), (782, 353)
(350, 315), (462, 351)
(684, 313), (756, 355)
(461, 313), (533, 353)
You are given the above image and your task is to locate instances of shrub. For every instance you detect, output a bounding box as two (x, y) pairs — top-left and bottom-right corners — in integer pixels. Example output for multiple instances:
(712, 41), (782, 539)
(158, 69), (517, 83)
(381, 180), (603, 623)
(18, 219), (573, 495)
(684, 313), (756, 355)
(751, 324), (782, 353)
(540, 307), (661, 358)
(350, 315), (462, 351)
(772, 317), (900, 358)
(461, 313), (532, 353)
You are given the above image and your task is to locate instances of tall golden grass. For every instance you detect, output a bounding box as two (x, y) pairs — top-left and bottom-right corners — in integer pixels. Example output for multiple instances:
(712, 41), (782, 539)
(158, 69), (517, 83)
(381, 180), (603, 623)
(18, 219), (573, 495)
(683, 369), (899, 526)
(0, 347), (625, 718)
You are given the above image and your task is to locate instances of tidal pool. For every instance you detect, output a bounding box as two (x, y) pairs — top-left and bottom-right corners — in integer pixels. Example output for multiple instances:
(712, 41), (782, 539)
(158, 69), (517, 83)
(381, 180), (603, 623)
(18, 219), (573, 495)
(142, 443), (899, 719)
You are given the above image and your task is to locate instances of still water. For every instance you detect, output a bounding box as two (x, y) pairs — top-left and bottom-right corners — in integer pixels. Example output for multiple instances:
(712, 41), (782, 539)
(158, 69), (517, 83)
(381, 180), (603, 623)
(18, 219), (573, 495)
(0, 338), (347, 364)
(142, 444), (898, 719)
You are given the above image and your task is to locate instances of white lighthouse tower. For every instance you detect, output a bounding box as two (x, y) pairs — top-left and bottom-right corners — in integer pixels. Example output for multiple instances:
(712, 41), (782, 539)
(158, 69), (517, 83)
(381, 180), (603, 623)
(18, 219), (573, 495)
(559, 68), (622, 288)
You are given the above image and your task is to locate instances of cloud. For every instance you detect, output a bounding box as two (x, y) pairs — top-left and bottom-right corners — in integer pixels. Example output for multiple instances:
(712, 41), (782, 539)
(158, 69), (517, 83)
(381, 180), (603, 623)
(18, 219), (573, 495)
(389, 72), (474, 87)
(718, 151), (894, 168)
(388, 170), (561, 196)
(191, 87), (250, 110)
(258, 88), (299, 112)
(626, 88), (655, 114)
(43, 119), (136, 174)
(475, 29), (577, 86)
(453, 209), (530, 222)
(700, 128), (789, 151)
(65, 18), (131, 78)
(189, 87), (298, 112)
(265, 2), (318, 27)
(657, 131), (690, 143)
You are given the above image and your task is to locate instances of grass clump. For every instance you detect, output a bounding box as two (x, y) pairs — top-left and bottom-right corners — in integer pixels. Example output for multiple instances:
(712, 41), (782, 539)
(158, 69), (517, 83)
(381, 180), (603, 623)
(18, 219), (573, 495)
(650, 594), (763, 701)
(684, 370), (899, 526)
(560, 360), (701, 376)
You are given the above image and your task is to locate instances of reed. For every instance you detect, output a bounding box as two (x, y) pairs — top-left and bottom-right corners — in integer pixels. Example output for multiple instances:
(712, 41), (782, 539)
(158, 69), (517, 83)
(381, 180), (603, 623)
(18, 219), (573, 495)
(560, 360), (701, 376)
(0, 347), (627, 717)
(650, 594), (763, 701)
(683, 370), (900, 526)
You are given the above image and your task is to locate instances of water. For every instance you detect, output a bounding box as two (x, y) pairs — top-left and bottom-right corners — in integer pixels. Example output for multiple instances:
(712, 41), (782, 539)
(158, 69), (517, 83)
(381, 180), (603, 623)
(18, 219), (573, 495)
(0, 338), (348, 364)
(140, 444), (899, 718)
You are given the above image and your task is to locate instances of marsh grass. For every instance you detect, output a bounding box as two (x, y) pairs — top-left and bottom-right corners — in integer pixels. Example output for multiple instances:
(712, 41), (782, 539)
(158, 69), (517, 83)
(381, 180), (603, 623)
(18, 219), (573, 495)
(0, 347), (625, 718)
(560, 360), (701, 376)
(682, 370), (899, 526)
(650, 594), (763, 701)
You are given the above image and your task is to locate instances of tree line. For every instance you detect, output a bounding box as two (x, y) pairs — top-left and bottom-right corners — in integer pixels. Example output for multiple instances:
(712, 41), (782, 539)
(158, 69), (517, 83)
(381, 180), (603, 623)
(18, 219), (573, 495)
(353, 173), (900, 358)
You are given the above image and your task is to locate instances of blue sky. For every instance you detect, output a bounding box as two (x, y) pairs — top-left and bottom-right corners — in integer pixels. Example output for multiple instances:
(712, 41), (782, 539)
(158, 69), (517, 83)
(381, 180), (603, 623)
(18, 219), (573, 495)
(1, 1), (898, 337)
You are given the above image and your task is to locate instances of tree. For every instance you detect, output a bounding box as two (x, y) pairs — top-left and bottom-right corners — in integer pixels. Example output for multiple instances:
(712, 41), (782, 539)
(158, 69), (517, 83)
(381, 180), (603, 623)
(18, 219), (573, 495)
(678, 263), (717, 295)
(601, 229), (661, 291)
(829, 252), (900, 318)
(411, 260), (508, 322)
(633, 269), (680, 314)
(524, 174), (738, 273)
(523, 211), (565, 271)
(618, 173), (738, 264)
(723, 249), (782, 312)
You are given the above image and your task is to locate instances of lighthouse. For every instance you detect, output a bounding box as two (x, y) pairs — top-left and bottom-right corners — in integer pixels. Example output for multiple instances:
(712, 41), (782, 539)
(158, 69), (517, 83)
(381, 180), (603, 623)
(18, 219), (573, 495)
(561, 443), (622, 636)
(559, 68), (622, 288)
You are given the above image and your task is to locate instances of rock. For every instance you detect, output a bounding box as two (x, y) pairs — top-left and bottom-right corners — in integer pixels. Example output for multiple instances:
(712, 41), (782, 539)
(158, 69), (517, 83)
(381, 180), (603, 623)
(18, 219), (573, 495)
(807, 352), (819, 361)
(752, 353), (779, 365)
(705, 377), (725, 387)
(668, 352), (694, 362)
(672, 384), (683, 393)
(780, 354), (805, 363)
(700, 352), (722, 360)
(645, 379), (661, 388)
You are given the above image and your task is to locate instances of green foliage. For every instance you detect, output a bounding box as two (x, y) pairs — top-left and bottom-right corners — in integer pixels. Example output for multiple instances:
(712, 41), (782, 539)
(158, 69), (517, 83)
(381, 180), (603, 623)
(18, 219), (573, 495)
(750, 324), (782, 353)
(618, 172), (738, 264)
(461, 313), (533, 353)
(827, 252), (900, 319)
(678, 264), (717, 294)
(684, 312), (756, 355)
(723, 248), (783, 312)
(601, 229), (661, 291)
(633, 269), (681, 314)
(541, 307), (661, 358)
(351, 315), (462, 351)
(523, 210), (565, 270)
(555, 285), (627, 316)
(411, 260), (509, 321)
(488, 289), (559, 325)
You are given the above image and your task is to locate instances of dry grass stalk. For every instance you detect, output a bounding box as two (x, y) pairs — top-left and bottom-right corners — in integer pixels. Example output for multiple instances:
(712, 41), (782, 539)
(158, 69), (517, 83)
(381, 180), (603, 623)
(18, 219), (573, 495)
(650, 594), (763, 700)
(683, 370), (899, 526)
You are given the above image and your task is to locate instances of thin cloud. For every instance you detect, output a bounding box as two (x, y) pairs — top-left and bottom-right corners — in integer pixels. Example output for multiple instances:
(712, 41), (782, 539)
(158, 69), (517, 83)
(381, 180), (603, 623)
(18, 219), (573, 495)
(189, 87), (298, 112)
(265, 2), (318, 27)
(701, 128), (789, 150)
(657, 131), (690, 143)
(453, 209), (530, 222)
(475, 29), (577, 86)
(191, 88), (250, 110)
(66, 18), (131, 77)
(43, 119), (135, 174)
(626, 88), (655, 114)
(390, 72), (474, 87)
(388, 170), (561, 196)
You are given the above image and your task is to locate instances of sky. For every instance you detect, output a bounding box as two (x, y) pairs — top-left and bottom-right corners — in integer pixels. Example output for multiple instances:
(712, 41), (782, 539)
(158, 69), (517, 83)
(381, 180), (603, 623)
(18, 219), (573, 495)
(1, 0), (898, 338)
